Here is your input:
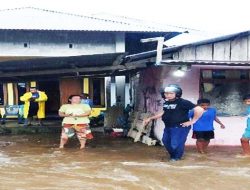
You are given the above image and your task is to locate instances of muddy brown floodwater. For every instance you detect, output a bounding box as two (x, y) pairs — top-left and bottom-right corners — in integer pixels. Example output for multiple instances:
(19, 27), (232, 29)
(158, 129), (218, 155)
(0, 133), (250, 190)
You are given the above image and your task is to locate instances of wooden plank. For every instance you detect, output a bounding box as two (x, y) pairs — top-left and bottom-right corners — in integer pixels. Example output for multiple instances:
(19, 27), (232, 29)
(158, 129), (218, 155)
(231, 36), (248, 61)
(179, 46), (196, 60)
(196, 44), (213, 60)
(213, 41), (230, 61)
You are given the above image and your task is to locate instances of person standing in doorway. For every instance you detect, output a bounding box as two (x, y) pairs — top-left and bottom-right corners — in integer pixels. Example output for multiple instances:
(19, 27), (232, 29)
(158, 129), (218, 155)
(143, 84), (204, 161)
(80, 93), (93, 108)
(20, 86), (48, 127)
(190, 98), (225, 154)
(59, 94), (93, 149)
(240, 94), (250, 156)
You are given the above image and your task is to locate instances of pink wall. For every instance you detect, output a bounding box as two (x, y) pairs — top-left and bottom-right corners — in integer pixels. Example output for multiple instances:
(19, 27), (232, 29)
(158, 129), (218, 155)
(138, 65), (247, 145)
(153, 116), (246, 146)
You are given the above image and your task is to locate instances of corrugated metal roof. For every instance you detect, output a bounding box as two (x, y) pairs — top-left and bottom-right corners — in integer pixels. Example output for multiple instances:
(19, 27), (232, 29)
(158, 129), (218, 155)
(91, 13), (191, 33)
(168, 30), (250, 48)
(163, 31), (221, 47)
(0, 7), (185, 32)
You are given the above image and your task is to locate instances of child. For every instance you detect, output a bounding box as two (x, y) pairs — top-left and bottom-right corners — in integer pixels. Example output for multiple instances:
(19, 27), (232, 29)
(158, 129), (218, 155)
(80, 93), (93, 108)
(240, 94), (250, 156)
(190, 98), (225, 154)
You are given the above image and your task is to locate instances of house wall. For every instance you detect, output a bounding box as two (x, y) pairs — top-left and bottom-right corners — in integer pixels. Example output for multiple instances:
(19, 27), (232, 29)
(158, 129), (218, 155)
(0, 30), (124, 56)
(136, 65), (249, 146)
(136, 66), (200, 113)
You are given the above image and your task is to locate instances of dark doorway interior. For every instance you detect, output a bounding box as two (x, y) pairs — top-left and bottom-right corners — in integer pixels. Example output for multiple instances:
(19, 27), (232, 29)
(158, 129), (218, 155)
(0, 84), (4, 105)
(38, 80), (60, 115)
(89, 78), (105, 107)
(17, 83), (27, 105)
(93, 79), (101, 106)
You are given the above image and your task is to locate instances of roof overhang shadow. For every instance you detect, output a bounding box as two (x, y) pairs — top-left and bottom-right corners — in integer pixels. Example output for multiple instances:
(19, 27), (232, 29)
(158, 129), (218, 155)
(0, 52), (150, 82)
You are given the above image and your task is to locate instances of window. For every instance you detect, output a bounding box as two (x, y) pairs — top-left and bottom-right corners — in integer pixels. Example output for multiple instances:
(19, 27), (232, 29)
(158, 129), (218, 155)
(69, 43), (73, 48)
(200, 69), (250, 116)
(240, 70), (249, 79)
(212, 70), (226, 79)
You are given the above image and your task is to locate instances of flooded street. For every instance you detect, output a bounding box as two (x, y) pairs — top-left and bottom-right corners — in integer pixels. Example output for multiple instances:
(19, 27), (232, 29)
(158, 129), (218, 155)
(0, 133), (250, 190)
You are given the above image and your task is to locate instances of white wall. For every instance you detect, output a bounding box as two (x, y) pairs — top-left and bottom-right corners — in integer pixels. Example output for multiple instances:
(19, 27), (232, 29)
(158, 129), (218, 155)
(0, 31), (125, 56)
(116, 76), (125, 106)
(0, 42), (116, 56)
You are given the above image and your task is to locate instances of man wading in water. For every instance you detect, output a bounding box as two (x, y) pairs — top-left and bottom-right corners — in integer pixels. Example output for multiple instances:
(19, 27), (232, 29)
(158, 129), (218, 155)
(144, 84), (204, 161)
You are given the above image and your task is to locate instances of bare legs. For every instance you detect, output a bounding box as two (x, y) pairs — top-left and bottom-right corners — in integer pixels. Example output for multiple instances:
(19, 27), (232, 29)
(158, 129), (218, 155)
(240, 138), (250, 156)
(59, 130), (87, 149)
(59, 131), (68, 149)
(196, 139), (210, 154)
(79, 138), (87, 149)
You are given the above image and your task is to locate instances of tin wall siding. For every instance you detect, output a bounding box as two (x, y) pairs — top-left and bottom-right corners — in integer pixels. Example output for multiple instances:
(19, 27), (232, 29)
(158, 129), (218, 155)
(230, 37), (248, 61)
(213, 40), (231, 61)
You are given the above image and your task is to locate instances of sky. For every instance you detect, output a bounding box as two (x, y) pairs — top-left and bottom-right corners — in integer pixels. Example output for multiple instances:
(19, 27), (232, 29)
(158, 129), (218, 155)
(1, 0), (250, 35)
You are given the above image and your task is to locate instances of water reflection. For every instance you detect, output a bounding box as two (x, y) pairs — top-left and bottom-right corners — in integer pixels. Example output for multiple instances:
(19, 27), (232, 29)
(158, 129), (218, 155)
(0, 134), (250, 190)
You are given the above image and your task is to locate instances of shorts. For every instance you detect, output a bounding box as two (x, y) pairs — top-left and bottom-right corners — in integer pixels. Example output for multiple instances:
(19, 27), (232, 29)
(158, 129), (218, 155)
(62, 124), (93, 140)
(192, 131), (214, 141)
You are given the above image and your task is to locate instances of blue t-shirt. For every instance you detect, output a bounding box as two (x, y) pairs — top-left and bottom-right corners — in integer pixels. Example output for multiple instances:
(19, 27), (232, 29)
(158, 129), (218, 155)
(81, 99), (93, 107)
(189, 107), (216, 131)
(247, 106), (250, 129)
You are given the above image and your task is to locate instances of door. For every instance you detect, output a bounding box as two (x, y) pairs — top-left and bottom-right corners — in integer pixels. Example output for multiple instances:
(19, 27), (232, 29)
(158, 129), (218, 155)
(59, 78), (82, 104)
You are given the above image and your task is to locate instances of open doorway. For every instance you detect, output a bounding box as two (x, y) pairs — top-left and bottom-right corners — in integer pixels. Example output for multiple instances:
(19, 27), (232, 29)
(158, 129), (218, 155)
(37, 80), (60, 115)
(89, 78), (105, 107)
